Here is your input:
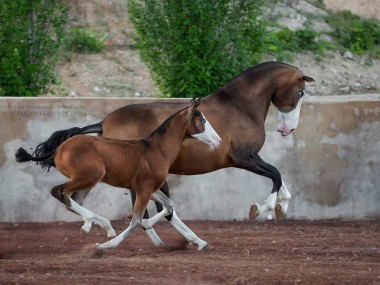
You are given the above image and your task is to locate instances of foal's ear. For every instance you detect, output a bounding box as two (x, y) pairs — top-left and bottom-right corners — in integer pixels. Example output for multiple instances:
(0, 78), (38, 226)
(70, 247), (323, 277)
(301, 75), (315, 82)
(189, 97), (196, 106)
(189, 97), (201, 110)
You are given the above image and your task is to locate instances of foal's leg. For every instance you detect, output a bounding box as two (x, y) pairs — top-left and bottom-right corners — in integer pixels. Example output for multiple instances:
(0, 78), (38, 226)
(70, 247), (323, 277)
(64, 188), (91, 214)
(51, 183), (116, 238)
(235, 153), (287, 220)
(130, 180), (173, 221)
(142, 190), (207, 250)
(71, 188), (91, 206)
(96, 190), (151, 250)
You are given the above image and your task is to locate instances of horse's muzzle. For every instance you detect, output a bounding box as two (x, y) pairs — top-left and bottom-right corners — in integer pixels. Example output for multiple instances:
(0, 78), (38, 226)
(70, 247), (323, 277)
(277, 122), (295, 136)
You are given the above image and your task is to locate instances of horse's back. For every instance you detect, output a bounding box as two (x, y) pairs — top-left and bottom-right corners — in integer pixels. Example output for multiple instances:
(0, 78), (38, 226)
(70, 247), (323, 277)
(101, 100), (235, 174)
(102, 102), (187, 140)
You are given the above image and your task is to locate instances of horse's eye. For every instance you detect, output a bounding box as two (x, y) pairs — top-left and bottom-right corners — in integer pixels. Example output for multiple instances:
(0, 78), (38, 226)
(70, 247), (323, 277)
(200, 118), (206, 124)
(298, 90), (304, 97)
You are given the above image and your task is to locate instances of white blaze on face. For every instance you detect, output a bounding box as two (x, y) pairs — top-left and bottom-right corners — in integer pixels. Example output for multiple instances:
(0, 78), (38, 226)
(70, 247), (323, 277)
(191, 112), (222, 150)
(276, 98), (303, 136)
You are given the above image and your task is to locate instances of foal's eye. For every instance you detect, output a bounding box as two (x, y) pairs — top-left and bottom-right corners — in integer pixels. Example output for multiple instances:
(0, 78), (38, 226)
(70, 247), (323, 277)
(298, 90), (304, 97)
(200, 118), (206, 124)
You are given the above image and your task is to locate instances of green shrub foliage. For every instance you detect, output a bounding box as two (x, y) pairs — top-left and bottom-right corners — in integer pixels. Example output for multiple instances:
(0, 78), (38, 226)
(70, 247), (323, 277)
(264, 27), (319, 53)
(325, 10), (380, 55)
(0, 0), (68, 96)
(65, 27), (105, 53)
(127, 0), (264, 97)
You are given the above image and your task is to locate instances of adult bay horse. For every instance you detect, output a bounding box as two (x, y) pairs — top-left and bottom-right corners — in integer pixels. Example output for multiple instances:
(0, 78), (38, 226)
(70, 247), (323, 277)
(16, 99), (221, 250)
(17, 61), (314, 224)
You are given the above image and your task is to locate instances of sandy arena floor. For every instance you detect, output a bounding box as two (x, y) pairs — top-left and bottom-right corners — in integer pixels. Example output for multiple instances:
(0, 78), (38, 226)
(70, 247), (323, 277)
(0, 219), (379, 284)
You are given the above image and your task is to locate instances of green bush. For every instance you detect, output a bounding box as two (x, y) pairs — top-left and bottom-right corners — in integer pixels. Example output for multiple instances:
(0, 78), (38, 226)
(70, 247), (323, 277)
(0, 0), (68, 96)
(325, 10), (380, 55)
(264, 27), (319, 53)
(65, 27), (105, 53)
(127, 0), (264, 98)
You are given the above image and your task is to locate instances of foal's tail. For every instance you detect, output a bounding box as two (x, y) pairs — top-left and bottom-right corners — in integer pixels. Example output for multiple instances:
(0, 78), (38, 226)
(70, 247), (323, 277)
(15, 122), (103, 171)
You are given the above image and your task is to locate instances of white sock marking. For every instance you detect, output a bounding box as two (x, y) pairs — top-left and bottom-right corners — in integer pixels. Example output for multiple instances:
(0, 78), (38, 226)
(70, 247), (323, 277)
(69, 198), (116, 237)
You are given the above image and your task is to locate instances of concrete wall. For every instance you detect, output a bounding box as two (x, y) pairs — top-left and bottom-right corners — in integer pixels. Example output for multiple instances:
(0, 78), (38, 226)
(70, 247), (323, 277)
(1, 95), (379, 222)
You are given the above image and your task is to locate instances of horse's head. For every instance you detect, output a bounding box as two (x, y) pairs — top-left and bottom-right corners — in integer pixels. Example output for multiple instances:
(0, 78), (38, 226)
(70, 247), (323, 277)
(187, 98), (222, 150)
(272, 67), (315, 136)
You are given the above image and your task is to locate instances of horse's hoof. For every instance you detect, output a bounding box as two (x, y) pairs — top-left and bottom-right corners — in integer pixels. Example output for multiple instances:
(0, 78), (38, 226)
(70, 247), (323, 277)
(96, 242), (112, 250)
(197, 240), (208, 250)
(275, 204), (283, 220)
(81, 222), (92, 234)
(81, 226), (91, 234)
(249, 204), (259, 221)
(144, 228), (164, 247)
(107, 230), (117, 239)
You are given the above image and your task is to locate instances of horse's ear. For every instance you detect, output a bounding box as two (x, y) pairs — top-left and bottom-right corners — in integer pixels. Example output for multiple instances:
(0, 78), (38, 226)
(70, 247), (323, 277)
(194, 98), (201, 109)
(301, 75), (315, 82)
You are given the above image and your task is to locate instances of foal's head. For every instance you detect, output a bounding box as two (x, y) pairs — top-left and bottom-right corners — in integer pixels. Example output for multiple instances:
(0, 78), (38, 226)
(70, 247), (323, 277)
(271, 63), (315, 136)
(187, 98), (222, 150)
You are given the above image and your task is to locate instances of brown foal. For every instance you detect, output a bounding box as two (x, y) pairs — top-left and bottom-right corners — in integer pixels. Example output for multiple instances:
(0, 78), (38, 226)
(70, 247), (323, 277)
(23, 98), (221, 249)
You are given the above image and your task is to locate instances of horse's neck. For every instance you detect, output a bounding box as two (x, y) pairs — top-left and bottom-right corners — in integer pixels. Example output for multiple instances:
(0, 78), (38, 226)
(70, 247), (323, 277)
(206, 74), (274, 123)
(150, 112), (188, 165)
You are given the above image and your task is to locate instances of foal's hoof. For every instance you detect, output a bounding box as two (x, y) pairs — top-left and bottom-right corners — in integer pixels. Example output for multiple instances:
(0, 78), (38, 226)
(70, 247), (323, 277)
(249, 204), (259, 221)
(95, 241), (113, 250)
(106, 228), (117, 238)
(197, 240), (208, 250)
(81, 225), (91, 234)
(275, 204), (283, 220)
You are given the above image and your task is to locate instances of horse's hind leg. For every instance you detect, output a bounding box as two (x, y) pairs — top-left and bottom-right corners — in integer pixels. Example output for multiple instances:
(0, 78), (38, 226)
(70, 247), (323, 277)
(143, 190), (207, 250)
(64, 188), (91, 214)
(68, 197), (116, 238)
(71, 188), (91, 206)
(51, 183), (116, 238)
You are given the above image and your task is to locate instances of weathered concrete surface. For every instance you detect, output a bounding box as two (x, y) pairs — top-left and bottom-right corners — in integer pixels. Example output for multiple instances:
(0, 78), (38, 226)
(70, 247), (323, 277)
(1, 95), (379, 222)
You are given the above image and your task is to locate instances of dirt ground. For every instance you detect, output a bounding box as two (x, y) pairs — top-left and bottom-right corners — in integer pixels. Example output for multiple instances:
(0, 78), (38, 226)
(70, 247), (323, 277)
(0, 219), (379, 285)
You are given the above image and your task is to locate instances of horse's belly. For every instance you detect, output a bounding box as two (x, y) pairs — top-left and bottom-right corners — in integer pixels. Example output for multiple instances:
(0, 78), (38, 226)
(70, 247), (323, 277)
(169, 141), (232, 175)
(101, 173), (133, 189)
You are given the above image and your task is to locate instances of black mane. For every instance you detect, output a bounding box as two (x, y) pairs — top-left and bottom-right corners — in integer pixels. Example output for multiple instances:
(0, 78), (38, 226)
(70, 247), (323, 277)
(231, 61), (299, 82)
(147, 105), (190, 139)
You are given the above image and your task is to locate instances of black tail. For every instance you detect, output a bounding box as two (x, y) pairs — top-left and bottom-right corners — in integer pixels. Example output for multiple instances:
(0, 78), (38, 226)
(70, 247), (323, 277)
(15, 122), (103, 171)
(15, 147), (56, 163)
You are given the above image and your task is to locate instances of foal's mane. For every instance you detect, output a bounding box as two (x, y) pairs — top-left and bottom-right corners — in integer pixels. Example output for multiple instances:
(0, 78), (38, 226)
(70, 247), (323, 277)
(147, 105), (191, 139)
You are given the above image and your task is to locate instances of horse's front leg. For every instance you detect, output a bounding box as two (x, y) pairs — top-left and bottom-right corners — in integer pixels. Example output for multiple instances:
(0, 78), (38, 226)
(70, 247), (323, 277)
(234, 152), (290, 220)
(143, 190), (207, 250)
(130, 180), (173, 220)
(169, 209), (208, 250)
(96, 215), (141, 250)
(141, 190), (174, 228)
(275, 180), (292, 220)
(130, 182), (169, 247)
(96, 190), (151, 250)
